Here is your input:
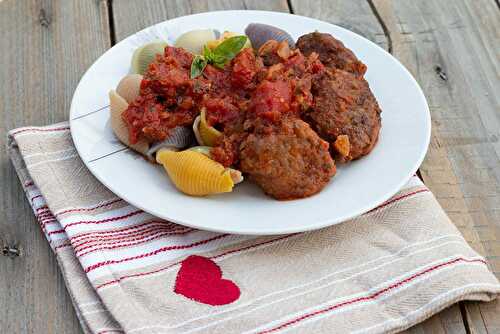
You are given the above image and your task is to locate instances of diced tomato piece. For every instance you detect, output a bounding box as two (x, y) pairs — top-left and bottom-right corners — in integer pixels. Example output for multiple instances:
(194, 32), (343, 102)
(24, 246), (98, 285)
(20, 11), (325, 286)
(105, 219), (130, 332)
(250, 80), (292, 121)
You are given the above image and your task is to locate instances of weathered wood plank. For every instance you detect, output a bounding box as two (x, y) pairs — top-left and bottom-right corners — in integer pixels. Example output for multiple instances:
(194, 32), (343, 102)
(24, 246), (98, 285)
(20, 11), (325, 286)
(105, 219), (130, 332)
(371, 0), (500, 333)
(462, 302), (489, 334)
(112, 0), (289, 41)
(0, 0), (111, 333)
(400, 305), (467, 334)
(290, 0), (388, 49)
(465, 299), (500, 334)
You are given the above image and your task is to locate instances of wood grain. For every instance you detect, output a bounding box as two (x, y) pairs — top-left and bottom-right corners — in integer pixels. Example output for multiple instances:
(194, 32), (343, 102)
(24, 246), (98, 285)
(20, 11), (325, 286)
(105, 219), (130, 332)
(290, 0), (388, 50)
(0, 0), (111, 333)
(371, 0), (500, 332)
(462, 302), (489, 334)
(401, 305), (466, 334)
(112, 0), (289, 41)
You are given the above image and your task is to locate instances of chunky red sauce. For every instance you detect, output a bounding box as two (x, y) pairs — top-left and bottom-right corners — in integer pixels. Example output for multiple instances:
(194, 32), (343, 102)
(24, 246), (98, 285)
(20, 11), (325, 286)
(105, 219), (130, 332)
(250, 80), (292, 122)
(122, 43), (323, 156)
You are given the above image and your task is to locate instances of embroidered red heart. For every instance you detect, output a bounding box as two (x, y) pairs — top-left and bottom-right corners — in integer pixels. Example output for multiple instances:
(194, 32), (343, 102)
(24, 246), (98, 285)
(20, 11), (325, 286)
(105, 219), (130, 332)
(174, 255), (240, 305)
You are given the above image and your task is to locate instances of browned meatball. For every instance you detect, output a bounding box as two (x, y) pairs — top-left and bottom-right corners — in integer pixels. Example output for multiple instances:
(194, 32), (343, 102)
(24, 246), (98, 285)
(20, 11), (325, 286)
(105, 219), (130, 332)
(296, 32), (367, 77)
(306, 69), (381, 161)
(239, 118), (336, 200)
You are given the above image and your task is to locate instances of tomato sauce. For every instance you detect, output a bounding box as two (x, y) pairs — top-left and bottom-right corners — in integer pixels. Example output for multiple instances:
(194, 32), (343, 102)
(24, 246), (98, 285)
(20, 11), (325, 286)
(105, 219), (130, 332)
(122, 44), (321, 146)
(250, 80), (292, 122)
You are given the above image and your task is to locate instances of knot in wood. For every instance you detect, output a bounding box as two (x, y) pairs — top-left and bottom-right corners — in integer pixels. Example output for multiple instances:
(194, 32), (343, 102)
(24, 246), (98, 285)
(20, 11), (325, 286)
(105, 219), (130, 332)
(39, 8), (51, 28)
(434, 65), (448, 81)
(2, 245), (20, 258)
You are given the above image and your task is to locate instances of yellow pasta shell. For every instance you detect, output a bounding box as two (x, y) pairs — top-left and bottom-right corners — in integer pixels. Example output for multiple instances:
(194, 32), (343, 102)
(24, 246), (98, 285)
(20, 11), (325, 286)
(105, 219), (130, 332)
(188, 146), (244, 184)
(109, 90), (149, 156)
(198, 110), (222, 147)
(188, 146), (211, 156)
(156, 150), (234, 196)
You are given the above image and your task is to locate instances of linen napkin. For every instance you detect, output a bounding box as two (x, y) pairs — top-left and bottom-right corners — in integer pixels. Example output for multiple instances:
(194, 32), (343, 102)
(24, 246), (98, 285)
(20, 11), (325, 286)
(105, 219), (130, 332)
(7, 122), (500, 334)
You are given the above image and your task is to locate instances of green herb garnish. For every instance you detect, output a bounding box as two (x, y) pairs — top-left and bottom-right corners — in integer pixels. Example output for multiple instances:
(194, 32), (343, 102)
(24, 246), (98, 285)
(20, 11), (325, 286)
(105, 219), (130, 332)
(190, 35), (248, 78)
(190, 55), (208, 79)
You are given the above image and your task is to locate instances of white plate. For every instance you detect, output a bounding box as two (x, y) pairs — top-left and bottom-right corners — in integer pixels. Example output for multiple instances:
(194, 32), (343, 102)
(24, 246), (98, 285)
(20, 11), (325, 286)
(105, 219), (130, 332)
(70, 10), (430, 235)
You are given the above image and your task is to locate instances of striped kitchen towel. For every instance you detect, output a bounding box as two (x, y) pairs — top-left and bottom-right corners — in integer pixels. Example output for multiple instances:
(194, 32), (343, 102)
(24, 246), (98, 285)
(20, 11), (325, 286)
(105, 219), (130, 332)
(7, 122), (500, 334)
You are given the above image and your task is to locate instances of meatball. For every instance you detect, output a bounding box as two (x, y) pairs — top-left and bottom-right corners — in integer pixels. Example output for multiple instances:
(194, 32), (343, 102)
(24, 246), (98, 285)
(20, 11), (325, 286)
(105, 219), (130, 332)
(239, 118), (336, 200)
(296, 32), (367, 77)
(306, 69), (381, 161)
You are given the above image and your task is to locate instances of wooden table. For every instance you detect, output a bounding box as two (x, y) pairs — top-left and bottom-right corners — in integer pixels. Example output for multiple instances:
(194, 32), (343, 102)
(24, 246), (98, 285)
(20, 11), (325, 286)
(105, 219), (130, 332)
(1, 1), (498, 333)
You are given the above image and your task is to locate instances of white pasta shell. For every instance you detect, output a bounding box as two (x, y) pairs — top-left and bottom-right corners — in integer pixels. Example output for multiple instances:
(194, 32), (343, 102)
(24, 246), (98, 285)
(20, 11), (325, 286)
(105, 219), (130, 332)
(131, 41), (167, 75)
(109, 90), (149, 156)
(174, 29), (216, 54)
(116, 74), (143, 103)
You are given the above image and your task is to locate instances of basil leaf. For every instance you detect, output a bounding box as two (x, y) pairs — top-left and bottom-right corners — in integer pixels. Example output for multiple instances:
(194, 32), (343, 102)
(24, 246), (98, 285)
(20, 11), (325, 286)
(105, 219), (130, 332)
(203, 45), (225, 65)
(203, 45), (213, 61)
(211, 53), (227, 66)
(190, 55), (207, 79)
(212, 61), (226, 70)
(203, 45), (214, 63)
(189, 36), (247, 77)
(212, 36), (248, 66)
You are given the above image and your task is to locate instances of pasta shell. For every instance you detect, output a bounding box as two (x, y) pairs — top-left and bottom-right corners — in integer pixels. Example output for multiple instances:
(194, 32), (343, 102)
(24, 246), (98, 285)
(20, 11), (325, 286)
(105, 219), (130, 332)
(146, 126), (194, 161)
(229, 169), (244, 184)
(188, 146), (244, 184)
(109, 90), (149, 156)
(131, 41), (168, 75)
(195, 110), (222, 147)
(156, 150), (235, 196)
(116, 74), (143, 103)
(244, 23), (295, 50)
(174, 29), (216, 55)
(192, 115), (204, 145)
(188, 146), (211, 156)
